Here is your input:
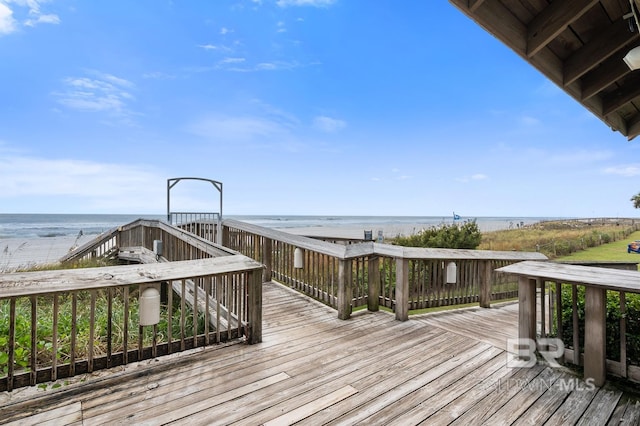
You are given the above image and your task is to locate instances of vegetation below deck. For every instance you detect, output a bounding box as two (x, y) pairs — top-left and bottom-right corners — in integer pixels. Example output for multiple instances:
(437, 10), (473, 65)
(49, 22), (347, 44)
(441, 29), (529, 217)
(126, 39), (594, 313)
(479, 219), (639, 259)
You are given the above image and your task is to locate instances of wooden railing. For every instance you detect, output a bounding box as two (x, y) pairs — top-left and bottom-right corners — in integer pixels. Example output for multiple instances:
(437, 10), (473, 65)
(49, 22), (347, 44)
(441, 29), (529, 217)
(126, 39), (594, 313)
(221, 219), (547, 321)
(497, 261), (640, 386)
(0, 256), (264, 392)
(60, 219), (234, 264)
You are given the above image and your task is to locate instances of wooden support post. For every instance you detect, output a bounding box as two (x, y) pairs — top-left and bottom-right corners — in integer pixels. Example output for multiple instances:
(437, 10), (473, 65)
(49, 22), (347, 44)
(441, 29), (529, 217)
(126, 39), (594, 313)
(368, 256), (380, 312)
(479, 260), (492, 308)
(518, 276), (536, 342)
(395, 258), (409, 321)
(262, 238), (272, 283)
(246, 270), (263, 344)
(337, 259), (352, 320)
(222, 225), (230, 248)
(584, 285), (607, 387)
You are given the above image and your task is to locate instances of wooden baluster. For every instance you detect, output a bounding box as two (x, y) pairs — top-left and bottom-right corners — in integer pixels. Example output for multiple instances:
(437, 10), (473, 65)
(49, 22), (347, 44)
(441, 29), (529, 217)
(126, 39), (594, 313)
(519, 277), (536, 342)
(337, 259), (353, 320)
(395, 258), (409, 321)
(584, 286), (606, 387)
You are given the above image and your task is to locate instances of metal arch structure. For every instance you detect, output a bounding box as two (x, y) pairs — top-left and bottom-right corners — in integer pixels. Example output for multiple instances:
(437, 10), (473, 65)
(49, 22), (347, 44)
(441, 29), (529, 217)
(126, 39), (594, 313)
(166, 178), (223, 243)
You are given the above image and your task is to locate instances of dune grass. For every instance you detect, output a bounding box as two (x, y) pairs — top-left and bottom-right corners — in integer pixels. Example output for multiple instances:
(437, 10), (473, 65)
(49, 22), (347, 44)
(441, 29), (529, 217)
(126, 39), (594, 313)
(556, 230), (640, 264)
(479, 219), (639, 259)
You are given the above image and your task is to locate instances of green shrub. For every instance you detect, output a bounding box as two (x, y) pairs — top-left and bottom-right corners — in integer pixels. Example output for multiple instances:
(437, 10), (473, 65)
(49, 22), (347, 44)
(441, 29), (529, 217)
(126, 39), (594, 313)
(392, 220), (482, 249)
(559, 285), (640, 364)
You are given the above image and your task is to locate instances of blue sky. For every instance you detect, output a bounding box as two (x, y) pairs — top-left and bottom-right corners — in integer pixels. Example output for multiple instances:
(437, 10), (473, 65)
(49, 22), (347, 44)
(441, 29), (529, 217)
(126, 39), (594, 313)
(1, 0), (639, 218)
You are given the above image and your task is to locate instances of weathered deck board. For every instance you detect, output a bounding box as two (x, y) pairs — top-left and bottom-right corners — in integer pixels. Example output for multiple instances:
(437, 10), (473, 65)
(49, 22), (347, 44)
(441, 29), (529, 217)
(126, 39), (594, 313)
(1, 281), (639, 425)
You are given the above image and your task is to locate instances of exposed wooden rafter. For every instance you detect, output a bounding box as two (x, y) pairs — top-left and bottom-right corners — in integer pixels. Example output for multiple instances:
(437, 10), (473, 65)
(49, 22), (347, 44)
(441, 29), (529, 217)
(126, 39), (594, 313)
(563, 19), (638, 86)
(449, 0), (640, 140)
(602, 74), (640, 116)
(527, 0), (599, 58)
(581, 49), (630, 100)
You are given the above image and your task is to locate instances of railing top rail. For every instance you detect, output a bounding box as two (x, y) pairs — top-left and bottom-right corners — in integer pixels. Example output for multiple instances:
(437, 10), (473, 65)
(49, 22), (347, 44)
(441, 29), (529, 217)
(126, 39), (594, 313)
(223, 218), (348, 258)
(497, 260), (640, 293)
(60, 219), (237, 263)
(370, 244), (548, 261)
(58, 226), (120, 263)
(170, 212), (220, 216)
(224, 218), (547, 262)
(0, 255), (264, 298)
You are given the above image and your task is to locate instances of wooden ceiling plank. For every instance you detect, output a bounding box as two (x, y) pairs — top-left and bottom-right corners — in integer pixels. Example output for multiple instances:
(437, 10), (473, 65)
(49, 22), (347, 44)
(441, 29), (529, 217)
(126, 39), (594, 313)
(563, 19), (638, 85)
(469, 0), (486, 12)
(602, 74), (640, 115)
(581, 49), (630, 100)
(453, 0), (527, 53)
(626, 112), (640, 139)
(582, 93), (628, 134)
(527, 0), (600, 58)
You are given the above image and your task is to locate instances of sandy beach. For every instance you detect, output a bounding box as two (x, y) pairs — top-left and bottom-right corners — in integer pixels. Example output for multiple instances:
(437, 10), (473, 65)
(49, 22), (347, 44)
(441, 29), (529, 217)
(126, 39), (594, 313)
(0, 218), (536, 272)
(0, 235), (94, 272)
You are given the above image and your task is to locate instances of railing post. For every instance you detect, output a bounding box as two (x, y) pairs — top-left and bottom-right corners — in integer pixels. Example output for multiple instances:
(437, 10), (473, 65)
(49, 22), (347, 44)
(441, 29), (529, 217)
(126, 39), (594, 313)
(368, 256), (380, 312)
(246, 269), (263, 344)
(395, 258), (409, 321)
(262, 238), (272, 283)
(479, 260), (492, 308)
(337, 259), (352, 320)
(222, 225), (230, 248)
(518, 276), (536, 341)
(584, 286), (607, 387)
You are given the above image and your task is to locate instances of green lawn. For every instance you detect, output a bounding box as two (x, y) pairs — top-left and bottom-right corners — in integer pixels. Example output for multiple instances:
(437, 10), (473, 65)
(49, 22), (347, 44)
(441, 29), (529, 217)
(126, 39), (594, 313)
(556, 230), (640, 266)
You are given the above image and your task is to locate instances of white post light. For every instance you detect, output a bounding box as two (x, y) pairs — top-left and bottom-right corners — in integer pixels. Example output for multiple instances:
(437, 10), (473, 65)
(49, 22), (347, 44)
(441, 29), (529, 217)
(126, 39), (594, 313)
(624, 46), (640, 70)
(139, 284), (161, 326)
(446, 261), (457, 284)
(294, 247), (304, 269)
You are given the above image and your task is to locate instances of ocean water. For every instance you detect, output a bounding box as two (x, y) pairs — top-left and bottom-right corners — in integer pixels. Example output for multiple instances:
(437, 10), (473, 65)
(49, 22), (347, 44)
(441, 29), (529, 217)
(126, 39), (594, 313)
(0, 213), (561, 239)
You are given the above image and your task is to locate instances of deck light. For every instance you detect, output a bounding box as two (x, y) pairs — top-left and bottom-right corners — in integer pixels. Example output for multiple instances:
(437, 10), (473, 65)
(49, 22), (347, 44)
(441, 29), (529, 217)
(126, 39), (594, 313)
(624, 46), (640, 70)
(625, 1), (640, 69)
(446, 261), (457, 284)
(140, 285), (161, 326)
(294, 247), (304, 269)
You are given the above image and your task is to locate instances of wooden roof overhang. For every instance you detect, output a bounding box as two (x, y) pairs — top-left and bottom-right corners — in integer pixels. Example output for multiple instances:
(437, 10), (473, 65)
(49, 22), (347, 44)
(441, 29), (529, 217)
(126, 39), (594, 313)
(449, 0), (640, 140)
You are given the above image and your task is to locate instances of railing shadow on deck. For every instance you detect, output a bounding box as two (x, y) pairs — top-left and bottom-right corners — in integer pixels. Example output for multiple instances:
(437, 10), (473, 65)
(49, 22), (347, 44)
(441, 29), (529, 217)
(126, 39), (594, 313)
(0, 220), (263, 392)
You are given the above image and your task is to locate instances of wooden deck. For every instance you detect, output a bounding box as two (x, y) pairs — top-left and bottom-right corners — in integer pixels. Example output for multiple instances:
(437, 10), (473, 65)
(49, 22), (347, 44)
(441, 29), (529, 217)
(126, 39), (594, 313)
(1, 281), (640, 425)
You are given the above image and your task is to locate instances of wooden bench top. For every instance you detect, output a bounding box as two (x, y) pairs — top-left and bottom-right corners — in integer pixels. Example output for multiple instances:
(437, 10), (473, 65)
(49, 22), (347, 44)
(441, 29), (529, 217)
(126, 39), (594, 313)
(496, 260), (640, 293)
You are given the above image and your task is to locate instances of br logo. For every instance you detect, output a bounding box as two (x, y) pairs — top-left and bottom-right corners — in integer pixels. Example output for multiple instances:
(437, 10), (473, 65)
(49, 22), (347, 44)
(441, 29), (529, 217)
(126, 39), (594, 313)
(506, 338), (565, 368)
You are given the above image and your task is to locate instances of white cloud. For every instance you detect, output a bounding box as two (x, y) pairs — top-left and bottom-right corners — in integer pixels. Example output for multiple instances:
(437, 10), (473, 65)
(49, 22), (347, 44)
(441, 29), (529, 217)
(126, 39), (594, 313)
(3, 0), (60, 30)
(313, 115), (346, 133)
(519, 115), (540, 126)
(471, 174), (488, 180)
(0, 2), (17, 34)
(219, 57), (245, 64)
(603, 164), (640, 177)
(24, 12), (59, 26)
(198, 43), (233, 53)
(0, 153), (165, 212)
(142, 71), (175, 80)
(188, 114), (291, 142)
(220, 27), (232, 35)
(276, 0), (336, 7)
(456, 173), (488, 183)
(224, 60), (308, 72)
(548, 149), (613, 165)
(54, 71), (136, 119)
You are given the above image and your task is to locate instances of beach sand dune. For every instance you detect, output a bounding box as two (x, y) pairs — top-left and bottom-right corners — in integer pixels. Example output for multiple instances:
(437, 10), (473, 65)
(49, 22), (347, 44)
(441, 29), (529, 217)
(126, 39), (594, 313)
(0, 235), (93, 271)
(0, 219), (529, 272)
